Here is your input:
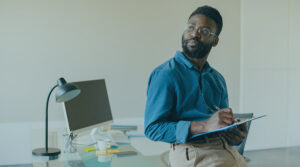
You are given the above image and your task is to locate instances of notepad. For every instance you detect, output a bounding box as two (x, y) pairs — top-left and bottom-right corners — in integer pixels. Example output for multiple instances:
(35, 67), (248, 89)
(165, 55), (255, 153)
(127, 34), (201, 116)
(83, 147), (96, 152)
(96, 149), (120, 156)
(189, 115), (266, 140)
(110, 125), (138, 131)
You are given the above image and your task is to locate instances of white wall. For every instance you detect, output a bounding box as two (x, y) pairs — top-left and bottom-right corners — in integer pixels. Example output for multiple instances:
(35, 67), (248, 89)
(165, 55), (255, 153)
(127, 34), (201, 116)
(287, 0), (300, 147)
(0, 0), (240, 122)
(0, 0), (240, 165)
(241, 0), (300, 150)
(4, 0), (300, 165)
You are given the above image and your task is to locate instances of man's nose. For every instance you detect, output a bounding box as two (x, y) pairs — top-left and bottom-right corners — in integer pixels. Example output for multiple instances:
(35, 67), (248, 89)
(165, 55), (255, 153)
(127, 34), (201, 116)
(191, 29), (201, 38)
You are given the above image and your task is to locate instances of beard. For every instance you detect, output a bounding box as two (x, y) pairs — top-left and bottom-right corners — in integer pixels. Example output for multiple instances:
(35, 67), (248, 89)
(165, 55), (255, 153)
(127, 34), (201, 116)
(181, 35), (213, 59)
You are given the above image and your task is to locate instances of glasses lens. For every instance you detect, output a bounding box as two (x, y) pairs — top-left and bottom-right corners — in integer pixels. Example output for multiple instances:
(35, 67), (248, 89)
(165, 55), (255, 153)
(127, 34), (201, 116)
(185, 24), (195, 32)
(185, 24), (215, 37)
(199, 28), (210, 37)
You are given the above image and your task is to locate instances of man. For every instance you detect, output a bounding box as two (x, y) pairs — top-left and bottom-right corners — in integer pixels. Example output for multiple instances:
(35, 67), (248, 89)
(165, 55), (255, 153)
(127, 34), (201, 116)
(144, 6), (248, 167)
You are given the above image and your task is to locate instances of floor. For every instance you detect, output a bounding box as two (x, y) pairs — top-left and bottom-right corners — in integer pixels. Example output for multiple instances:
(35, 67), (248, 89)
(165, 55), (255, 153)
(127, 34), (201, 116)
(2, 146), (300, 167)
(244, 146), (300, 167)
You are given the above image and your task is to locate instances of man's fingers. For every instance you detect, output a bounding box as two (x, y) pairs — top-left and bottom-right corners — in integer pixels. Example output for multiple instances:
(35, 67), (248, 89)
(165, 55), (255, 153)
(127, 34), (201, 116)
(238, 123), (248, 132)
(216, 108), (233, 118)
(222, 131), (244, 144)
(221, 113), (234, 119)
(225, 133), (243, 144)
(236, 124), (248, 135)
(221, 117), (234, 125)
(219, 121), (230, 128)
(231, 127), (247, 138)
(220, 110), (233, 117)
(220, 112), (233, 118)
(220, 112), (234, 125)
(223, 132), (241, 141)
(221, 108), (232, 113)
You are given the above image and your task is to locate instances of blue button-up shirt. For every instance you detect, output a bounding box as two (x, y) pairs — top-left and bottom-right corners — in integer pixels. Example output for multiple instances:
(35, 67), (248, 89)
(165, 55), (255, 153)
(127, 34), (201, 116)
(144, 51), (229, 144)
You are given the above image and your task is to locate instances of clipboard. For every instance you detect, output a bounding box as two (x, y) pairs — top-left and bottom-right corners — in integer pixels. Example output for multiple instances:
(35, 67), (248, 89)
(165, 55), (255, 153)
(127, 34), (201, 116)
(189, 115), (266, 140)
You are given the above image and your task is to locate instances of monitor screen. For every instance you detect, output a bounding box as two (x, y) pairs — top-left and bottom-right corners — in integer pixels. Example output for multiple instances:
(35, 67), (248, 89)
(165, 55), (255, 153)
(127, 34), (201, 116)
(63, 79), (113, 133)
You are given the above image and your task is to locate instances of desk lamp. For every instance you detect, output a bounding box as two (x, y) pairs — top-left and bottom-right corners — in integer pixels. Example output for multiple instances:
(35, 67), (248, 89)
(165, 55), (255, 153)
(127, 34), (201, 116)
(32, 77), (80, 156)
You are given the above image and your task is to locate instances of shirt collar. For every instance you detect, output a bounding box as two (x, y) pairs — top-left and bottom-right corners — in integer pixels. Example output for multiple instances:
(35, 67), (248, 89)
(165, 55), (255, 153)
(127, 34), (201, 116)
(174, 50), (213, 73)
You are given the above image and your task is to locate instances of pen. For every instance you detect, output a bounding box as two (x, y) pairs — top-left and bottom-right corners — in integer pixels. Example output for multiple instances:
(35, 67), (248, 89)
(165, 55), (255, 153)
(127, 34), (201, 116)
(214, 105), (236, 124)
(64, 133), (73, 149)
(70, 133), (73, 140)
(214, 105), (220, 111)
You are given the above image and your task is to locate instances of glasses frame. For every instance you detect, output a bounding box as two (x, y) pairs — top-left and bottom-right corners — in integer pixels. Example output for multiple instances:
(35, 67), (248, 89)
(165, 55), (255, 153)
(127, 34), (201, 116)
(184, 24), (217, 38)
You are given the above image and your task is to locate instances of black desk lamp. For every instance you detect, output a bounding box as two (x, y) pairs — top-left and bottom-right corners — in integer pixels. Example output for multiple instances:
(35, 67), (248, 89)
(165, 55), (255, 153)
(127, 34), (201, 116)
(32, 77), (80, 156)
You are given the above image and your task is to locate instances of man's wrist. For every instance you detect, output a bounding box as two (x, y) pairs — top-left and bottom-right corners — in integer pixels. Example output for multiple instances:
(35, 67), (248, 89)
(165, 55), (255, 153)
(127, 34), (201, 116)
(190, 121), (208, 135)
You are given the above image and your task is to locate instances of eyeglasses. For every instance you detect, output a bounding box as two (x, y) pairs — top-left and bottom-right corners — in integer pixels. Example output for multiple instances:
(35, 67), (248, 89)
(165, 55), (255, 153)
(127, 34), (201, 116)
(184, 24), (217, 37)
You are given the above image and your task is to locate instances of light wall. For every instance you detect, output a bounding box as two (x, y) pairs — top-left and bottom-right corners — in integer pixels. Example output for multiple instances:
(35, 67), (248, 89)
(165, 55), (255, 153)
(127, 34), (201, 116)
(0, 0), (240, 123)
(241, 0), (300, 150)
(0, 0), (240, 165)
(3, 0), (300, 165)
(2, 0), (300, 165)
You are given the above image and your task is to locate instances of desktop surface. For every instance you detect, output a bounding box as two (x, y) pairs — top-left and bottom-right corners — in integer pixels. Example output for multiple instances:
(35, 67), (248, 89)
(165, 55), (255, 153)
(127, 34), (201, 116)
(32, 144), (157, 167)
(73, 130), (130, 146)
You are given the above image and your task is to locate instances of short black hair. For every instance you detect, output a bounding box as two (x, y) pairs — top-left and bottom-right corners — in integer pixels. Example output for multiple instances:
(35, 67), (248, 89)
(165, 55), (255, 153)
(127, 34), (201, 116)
(189, 5), (223, 35)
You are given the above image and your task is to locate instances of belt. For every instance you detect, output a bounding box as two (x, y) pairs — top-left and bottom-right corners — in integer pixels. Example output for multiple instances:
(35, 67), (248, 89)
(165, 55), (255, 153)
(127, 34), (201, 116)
(171, 133), (222, 150)
(190, 133), (222, 144)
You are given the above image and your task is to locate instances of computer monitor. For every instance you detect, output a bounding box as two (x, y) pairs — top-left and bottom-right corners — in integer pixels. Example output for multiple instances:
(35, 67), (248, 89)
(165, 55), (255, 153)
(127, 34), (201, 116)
(62, 79), (113, 135)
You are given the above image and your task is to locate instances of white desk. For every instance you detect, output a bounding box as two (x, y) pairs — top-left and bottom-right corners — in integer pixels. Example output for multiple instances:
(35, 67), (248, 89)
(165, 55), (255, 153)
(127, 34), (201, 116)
(31, 128), (159, 167)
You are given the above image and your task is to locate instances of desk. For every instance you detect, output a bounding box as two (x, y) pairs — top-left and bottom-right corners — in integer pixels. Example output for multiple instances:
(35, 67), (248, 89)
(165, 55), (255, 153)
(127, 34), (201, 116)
(32, 144), (156, 167)
(31, 130), (157, 167)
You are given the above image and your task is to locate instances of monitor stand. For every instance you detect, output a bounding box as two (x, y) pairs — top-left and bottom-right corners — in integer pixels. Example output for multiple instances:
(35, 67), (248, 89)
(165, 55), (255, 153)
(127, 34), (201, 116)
(73, 127), (109, 146)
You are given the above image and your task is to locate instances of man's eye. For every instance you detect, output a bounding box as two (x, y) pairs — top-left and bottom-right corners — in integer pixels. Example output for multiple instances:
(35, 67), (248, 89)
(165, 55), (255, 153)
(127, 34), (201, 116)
(201, 29), (210, 35)
(188, 25), (195, 31)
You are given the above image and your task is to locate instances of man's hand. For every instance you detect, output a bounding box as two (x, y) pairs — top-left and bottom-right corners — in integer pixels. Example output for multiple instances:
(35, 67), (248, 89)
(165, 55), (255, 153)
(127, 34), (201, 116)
(190, 108), (234, 135)
(221, 123), (248, 145)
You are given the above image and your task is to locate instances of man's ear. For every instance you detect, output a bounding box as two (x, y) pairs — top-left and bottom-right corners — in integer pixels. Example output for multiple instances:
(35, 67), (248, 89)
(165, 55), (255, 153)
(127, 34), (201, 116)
(212, 37), (219, 47)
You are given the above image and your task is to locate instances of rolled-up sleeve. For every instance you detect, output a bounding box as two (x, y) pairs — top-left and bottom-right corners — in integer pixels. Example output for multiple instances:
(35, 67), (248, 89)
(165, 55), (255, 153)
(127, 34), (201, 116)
(144, 70), (191, 144)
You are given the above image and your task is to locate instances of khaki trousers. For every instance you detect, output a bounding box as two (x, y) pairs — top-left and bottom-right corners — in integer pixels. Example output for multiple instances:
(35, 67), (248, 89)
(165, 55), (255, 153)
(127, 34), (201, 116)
(169, 137), (248, 167)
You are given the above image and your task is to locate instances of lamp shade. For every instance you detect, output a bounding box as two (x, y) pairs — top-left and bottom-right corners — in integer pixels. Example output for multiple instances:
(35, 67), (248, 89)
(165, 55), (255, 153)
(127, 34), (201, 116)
(55, 78), (81, 103)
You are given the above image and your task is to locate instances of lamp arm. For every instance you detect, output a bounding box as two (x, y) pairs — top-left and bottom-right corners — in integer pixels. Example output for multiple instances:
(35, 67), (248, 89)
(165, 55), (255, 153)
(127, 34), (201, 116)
(45, 84), (58, 152)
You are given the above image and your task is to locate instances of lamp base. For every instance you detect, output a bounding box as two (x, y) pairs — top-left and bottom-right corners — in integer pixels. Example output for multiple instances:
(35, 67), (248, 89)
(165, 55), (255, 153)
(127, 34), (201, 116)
(32, 147), (61, 156)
